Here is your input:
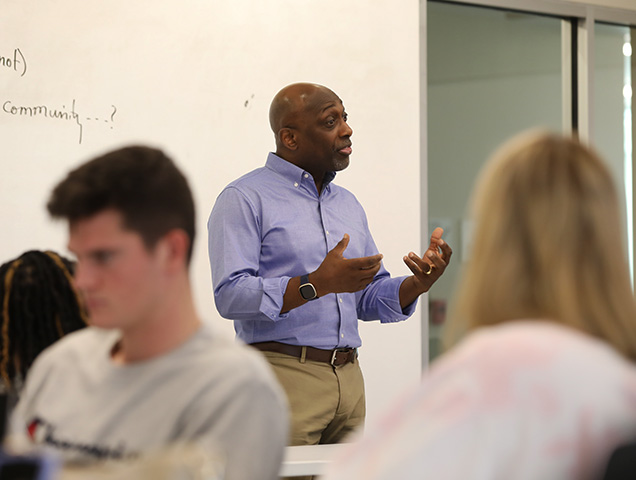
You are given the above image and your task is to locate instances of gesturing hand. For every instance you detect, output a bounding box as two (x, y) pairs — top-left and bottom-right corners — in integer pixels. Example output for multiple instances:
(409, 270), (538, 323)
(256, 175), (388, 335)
(311, 234), (383, 297)
(402, 227), (453, 298)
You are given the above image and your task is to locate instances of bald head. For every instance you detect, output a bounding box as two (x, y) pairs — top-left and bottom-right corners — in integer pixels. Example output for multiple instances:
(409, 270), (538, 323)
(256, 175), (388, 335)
(267, 82), (352, 189)
(269, 83), (337, 135)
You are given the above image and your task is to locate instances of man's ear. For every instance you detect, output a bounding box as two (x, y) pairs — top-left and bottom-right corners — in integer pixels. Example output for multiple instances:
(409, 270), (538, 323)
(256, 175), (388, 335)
(279, 128), (298, 150)
(155, 229), (190, 272)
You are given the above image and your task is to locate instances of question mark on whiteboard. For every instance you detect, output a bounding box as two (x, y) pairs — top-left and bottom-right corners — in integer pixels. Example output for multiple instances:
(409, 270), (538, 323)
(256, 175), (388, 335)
(110, 105), (117, 128)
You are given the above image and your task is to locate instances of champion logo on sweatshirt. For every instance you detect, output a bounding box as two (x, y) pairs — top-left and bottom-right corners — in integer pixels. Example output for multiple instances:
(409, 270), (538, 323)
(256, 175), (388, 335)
(27, 417), (46, 443)
(25, 416), (137, 461)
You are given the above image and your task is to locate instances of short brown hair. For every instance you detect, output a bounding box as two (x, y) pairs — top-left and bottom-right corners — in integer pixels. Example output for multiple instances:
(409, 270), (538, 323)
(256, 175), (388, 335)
(47, 146), (196, 264)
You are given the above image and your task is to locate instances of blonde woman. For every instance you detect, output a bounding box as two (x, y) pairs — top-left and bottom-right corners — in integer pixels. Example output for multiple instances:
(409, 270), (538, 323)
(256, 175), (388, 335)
(322, 131), (636, 480)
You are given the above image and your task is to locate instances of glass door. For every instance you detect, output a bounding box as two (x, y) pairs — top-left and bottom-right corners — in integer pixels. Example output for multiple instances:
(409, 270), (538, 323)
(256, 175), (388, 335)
(593, 23), (634, 284)
(426, 1), (566, 361)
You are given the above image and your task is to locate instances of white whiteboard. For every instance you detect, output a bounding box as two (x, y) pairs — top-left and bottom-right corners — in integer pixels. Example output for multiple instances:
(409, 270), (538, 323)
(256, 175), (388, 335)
(0, 0), (423, 422)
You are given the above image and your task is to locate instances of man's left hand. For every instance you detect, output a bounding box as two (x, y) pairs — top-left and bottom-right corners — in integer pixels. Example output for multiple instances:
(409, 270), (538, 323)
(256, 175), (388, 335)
(402, 227), (452, 295)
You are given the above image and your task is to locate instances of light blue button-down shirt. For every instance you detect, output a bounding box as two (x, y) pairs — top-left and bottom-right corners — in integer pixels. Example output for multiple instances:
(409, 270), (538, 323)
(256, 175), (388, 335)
(207, 153), (417, 349)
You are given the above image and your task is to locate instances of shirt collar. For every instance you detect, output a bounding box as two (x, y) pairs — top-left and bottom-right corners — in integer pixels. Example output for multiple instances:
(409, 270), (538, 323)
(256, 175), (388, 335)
(265, 153), (336, 191)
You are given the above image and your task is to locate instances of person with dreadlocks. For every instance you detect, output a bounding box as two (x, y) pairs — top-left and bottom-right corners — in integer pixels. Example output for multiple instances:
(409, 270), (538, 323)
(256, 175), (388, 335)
(0, 250), (87, 395)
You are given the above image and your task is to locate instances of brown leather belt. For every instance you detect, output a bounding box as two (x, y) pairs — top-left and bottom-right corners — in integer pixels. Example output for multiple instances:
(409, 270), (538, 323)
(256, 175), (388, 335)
(250, 341), (357, 367)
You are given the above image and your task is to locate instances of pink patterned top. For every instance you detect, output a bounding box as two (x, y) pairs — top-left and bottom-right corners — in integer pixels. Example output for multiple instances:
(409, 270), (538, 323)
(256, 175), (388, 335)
(323, 321), (636, 480)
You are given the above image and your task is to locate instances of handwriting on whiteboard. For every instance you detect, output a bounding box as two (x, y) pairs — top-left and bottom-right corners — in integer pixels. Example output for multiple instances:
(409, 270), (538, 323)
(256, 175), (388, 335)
(2, 99), (117, 144)
(0, 48), (27, 77)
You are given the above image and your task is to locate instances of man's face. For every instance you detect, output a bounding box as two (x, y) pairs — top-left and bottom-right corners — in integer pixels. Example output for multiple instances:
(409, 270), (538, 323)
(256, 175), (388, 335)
(68, 209), (167, 332)
(294, 88), (353, 176)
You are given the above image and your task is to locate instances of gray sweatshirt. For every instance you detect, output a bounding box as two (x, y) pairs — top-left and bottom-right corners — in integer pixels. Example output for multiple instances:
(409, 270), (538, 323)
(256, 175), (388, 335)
(11, 324), (289, 480)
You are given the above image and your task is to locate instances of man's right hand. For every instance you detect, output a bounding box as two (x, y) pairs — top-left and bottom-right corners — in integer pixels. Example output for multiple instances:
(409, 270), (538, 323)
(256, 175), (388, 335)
(310, 234), (383, 297)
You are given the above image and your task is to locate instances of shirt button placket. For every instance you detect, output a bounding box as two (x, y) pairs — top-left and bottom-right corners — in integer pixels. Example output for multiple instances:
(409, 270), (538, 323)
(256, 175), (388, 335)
(319, 198), (331, 249)
(336, 294), (345, 343)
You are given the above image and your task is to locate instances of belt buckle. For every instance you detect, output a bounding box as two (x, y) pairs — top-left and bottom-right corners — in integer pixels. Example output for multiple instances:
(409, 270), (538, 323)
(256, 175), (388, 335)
(330, 348), (350, 367)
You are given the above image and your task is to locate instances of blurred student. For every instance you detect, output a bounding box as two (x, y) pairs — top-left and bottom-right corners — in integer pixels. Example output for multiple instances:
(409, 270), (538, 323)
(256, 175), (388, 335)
(322, 131), (636, 480)
(0, 250), (87, 395)
(10, 146), (288, 480)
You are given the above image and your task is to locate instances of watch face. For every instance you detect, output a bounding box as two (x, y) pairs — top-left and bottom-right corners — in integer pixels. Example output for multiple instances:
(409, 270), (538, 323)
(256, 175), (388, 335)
(299, 283), (317, 300)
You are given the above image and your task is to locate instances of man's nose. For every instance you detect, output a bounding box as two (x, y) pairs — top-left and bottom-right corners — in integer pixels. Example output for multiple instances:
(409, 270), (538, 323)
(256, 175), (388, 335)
(73, 262), (96, 291)
(341, 121), (353, 137)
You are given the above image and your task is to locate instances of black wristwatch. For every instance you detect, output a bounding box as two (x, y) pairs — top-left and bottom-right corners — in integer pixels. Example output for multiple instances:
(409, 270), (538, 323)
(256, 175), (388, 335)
(299, 274), (318, 301)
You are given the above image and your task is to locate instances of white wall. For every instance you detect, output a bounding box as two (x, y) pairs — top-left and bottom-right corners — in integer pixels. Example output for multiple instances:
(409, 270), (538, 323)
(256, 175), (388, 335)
(0, 0), (422, 421)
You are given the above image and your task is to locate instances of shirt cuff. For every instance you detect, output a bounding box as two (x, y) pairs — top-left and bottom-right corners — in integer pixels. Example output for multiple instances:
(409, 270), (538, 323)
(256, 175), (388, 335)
(379, 276), (418, 323)
(259, 276), (291, 321)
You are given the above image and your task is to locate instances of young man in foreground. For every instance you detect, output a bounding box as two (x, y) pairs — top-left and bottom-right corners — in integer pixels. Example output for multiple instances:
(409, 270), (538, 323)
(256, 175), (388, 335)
(12, 146), (288, 480)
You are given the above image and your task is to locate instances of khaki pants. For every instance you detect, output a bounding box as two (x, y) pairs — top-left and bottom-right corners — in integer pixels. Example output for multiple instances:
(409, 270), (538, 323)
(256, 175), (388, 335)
(261, 351), (365, 480)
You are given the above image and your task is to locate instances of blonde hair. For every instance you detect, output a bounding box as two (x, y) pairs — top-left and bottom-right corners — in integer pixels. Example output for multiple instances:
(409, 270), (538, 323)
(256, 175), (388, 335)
(447, 130), (636, 361)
